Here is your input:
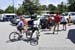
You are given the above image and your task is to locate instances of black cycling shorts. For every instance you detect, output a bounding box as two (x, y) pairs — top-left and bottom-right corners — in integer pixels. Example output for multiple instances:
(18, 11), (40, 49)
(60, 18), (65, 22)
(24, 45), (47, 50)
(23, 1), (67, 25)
(17, 26), (24, 33)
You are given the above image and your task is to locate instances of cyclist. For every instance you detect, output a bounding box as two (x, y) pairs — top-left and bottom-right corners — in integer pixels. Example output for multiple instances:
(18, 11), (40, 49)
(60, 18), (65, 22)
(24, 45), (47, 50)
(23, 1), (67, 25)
(22, 17), (28, 32)
(17, 16), (24, 37)
(28, 15), (38, 39)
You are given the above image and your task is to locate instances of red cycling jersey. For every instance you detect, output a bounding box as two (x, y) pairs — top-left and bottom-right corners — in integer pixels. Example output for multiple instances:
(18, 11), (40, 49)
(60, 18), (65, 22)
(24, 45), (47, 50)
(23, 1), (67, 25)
(22, 19), (27, 26)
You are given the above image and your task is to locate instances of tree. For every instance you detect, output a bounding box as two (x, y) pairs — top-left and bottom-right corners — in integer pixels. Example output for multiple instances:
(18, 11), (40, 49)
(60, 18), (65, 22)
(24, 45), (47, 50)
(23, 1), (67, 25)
(0, 9), (4, 14)
(41, 5), (47, 10)
(22, 0), (40, 15)
(16, 6), (25, 15)
(57, 2), (68, 13)
(5, 6), (16, 13)
(68, 0), (75, 12)
(31, 0), (39, 5)
(68, 2), (75, 11)
(68, 0), (75, 4)
(48, 4), (56, 11)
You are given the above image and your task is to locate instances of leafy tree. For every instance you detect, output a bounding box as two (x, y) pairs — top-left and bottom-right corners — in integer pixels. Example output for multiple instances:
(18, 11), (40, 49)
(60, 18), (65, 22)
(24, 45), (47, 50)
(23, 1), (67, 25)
(5, 6), (16, 13)
(31, 0), (39, 5)
(57, 2), (68, 13)
(41, 5), (47, 10)
(22, 0), (40, 15)
(48, 4), (56, 11)
(68, 0), (75, 4)
(68, 2), (75, 12)
(68, 0), (75, 12)
(16, 6), (25, 15)
(0, 9), (4, 14)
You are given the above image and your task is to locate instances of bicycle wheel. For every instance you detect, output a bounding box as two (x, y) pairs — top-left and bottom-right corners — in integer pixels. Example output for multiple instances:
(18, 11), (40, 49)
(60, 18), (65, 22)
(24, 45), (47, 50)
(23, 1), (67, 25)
(30, 30), (39, 46)
(30, 37), (38, 46)
(9, 32), (20, 41)
(36, 28), (40, 38)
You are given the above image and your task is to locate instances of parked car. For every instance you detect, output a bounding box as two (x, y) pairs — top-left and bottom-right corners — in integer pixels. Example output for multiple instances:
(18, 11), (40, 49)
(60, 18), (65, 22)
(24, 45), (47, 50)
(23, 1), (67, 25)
(0, 13), (17, 21)
(11, 15), (31, 25)
(10, 16), (20, 25)
(40, 14), (55, 29)
(61, 12), (75, 24)
(23, 15), (31, 21)
(0, 14), (4, 21)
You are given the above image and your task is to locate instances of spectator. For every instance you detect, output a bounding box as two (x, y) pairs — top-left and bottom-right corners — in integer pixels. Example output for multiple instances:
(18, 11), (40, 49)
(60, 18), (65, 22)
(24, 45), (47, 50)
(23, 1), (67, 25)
(68, 15), (71, 26)
(53, 14), (61, 34)
(48, 16), (52, 31)
(61, 16), (67, 31)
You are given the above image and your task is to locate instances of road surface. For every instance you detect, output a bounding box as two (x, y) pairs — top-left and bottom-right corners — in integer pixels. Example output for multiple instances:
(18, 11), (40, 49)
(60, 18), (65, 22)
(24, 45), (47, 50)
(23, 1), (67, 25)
(0, 22), (75, 50)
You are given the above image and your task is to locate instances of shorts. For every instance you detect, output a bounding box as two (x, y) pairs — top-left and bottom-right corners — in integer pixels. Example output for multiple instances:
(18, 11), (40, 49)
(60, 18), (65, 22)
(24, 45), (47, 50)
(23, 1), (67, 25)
(24, 25), (28, 31)
(17, 26), (24, 33)
(54, 22), (59, 26)
(48, 23), (52, 26)
(62, 22), (67, 25)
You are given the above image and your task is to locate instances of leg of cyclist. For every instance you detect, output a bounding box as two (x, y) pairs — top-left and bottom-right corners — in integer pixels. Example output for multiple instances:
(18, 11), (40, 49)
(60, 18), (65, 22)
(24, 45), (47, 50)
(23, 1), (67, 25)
(30, 27), (36, 40)
(24, 25), (28, 37)
(17, 26), (24, 37)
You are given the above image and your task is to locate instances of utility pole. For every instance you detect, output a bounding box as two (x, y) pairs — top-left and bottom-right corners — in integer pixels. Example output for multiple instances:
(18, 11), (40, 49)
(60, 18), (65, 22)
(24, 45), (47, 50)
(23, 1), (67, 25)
(12, 0), (15, 13)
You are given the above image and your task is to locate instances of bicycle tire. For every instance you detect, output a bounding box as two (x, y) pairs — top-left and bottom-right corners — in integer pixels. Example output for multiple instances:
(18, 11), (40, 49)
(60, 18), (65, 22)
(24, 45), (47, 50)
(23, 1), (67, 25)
(30, 38), (38, 46)
(9, 32), (20, 41)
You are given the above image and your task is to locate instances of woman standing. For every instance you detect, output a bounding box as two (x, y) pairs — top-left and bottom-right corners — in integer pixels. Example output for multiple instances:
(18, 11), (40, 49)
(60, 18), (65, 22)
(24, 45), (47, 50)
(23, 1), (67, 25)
(48, 16), (52, 31)
(61, 16), (67, 31)
(68, 15), (71, 26)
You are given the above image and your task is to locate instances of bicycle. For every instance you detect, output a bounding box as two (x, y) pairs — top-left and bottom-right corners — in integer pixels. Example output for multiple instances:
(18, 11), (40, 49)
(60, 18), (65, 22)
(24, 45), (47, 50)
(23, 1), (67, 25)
(9, 24), (40, 42)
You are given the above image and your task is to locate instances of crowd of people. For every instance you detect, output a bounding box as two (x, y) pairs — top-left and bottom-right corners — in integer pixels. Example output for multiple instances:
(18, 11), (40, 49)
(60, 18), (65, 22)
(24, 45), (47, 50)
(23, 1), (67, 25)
(48, 13), (72, 34)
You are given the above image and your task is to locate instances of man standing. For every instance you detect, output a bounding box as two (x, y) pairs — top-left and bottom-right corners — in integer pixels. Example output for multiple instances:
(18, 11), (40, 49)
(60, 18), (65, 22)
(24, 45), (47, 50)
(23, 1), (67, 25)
(53, 13), (61, 34)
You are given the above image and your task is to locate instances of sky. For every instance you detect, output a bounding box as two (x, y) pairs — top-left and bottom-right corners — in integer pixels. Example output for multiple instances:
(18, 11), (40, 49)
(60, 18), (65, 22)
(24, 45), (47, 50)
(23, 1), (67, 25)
(0, 0), (67, 10)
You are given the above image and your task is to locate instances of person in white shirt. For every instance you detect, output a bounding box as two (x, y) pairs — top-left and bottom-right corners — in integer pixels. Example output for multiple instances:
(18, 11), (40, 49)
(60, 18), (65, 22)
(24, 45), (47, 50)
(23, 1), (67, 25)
(61, 16), (67, 31)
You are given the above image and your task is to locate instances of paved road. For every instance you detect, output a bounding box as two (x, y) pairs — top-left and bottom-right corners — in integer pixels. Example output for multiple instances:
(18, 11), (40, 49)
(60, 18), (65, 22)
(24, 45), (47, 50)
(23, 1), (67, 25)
(0, 22), (75, 50)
